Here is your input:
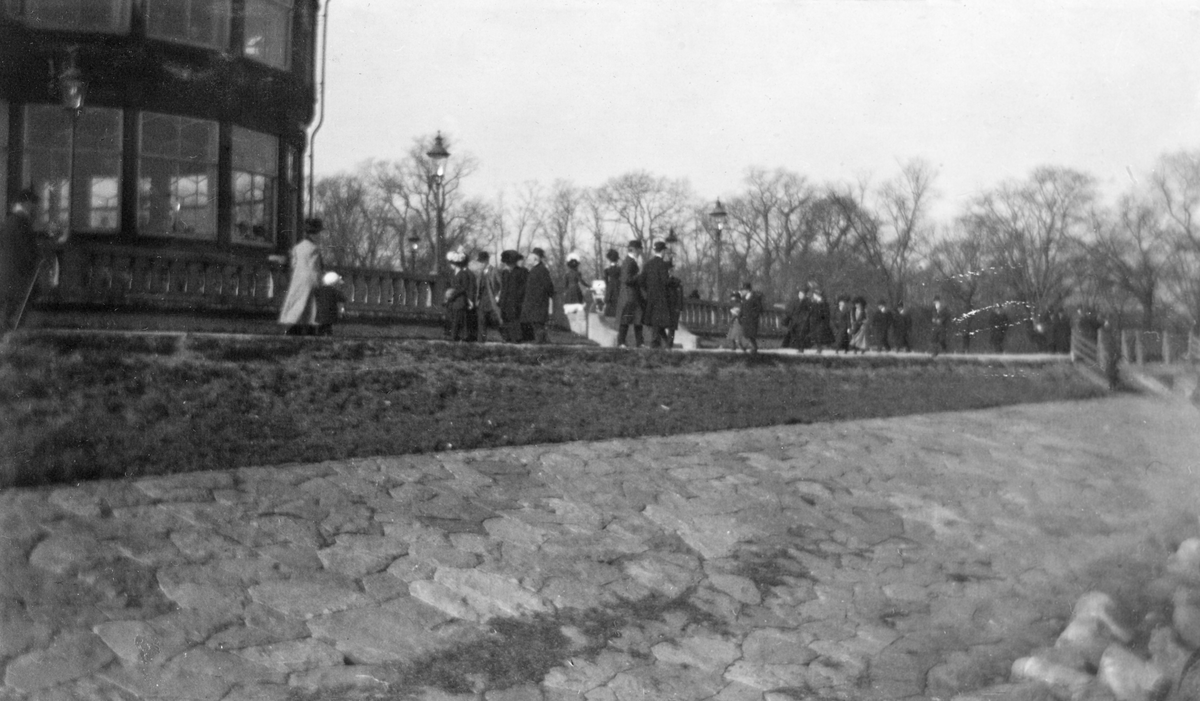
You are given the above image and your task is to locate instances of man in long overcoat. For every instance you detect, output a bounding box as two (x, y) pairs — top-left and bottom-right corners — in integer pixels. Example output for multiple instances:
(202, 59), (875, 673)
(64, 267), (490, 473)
(471, 251), (502, 342)
(498, 250), (528, 343)
(833, 296), (853, 353)
(1, 190), (44, 333)
(808, 289), (835, 350)
(615, 240), (644, 348)
(868, 300), (892, 351)
(640, 241), (673, 348)
(739, 282), (764, 354)
(781, 289), (812, 350)
(520, 247), (555, 344)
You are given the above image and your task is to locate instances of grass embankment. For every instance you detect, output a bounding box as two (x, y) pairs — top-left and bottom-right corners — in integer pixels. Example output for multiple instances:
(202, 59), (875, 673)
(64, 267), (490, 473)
(1, 331), (1103, 488)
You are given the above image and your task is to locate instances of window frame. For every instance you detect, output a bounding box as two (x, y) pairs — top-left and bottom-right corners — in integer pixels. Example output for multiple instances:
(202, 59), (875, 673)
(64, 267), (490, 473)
(242, 0), (294, 70)
(22, 104), (124, 235)
(230, 125), (279, 247)
(10, 0), (133, 33)
(136, 111), (220, 241)
(144, 0), (231, 52)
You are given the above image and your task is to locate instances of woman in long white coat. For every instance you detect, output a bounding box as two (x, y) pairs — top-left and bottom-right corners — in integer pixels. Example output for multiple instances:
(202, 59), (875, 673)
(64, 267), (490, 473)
(279, 220), (324, 335)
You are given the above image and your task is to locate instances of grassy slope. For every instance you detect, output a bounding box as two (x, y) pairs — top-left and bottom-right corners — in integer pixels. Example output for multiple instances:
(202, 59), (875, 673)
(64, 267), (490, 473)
(0, 332), (1103, 488)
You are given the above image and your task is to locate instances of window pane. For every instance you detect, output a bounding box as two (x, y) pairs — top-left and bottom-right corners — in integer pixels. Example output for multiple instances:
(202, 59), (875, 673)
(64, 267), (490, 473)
(231, 127), (278, 246)
(244, 0), (292, 69)
(24, 0), (130, 32)
(23, 105), (122, 234)
(138, 112), (218, 240)
(146, 0), (230, 50)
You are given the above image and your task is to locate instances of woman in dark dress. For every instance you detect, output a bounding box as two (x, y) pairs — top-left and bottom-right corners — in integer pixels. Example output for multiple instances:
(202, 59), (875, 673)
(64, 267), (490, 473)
(444, 251), (477, 342)
(602, 248), (621, 318)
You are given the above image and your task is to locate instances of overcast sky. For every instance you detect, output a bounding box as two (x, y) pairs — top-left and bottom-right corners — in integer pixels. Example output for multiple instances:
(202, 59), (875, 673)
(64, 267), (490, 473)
(313, 0), (1200, 219)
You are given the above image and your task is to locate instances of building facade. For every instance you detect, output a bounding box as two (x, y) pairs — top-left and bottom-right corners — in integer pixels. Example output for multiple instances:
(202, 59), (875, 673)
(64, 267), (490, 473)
(1, 0), (321, 322)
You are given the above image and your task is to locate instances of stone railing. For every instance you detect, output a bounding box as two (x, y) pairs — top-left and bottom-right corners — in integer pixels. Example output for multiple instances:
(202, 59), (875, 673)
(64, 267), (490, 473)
(37, 243), (442, 323)
(678, 298), (786, 338)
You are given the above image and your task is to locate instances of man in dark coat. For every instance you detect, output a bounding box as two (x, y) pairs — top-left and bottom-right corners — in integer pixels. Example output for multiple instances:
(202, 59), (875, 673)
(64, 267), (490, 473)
(520, 247), (555, 344)
(498, 250), (528, 343)
(781, 289), (812, 351)
(833, 296), (852, 353)
(640, 241), (673, 349)
(1, 189), (46, 333)
(615, 240), (644, 348)
(891, 301), (913, 352)
(930, 296), (952, 357)
(808, 289), (835, 351)
(738, 282), (764, 354)
(868, 299), (892, 351)
(444, 251), (478, 342)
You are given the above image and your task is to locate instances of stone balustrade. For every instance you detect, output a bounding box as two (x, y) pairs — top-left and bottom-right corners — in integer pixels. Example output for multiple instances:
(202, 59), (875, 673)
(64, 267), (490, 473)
(678, 298), (786, 337)
(35, 243), (442, 323)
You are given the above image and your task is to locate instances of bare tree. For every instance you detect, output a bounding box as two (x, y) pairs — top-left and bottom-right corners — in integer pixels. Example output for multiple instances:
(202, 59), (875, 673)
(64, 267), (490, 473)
(1087, 191), (1171, 328)
(597, 171), (693, 248)
(961, 166), (1096, 314)
(724, 167), (815, 300)
(1149, 150), (1200, 326)
(542, 179), (585, 273)
(492, 181), (544, 258)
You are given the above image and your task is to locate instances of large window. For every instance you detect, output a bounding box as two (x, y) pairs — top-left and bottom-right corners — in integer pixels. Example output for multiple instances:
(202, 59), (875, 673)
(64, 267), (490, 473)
(146, 0), (230, 50)
(231, 127), (278, 246)
(138, 112), (218, 240)
(23, 105), (122, 234)
(7, 0), (132, 32)
(244, 0), (292, 69)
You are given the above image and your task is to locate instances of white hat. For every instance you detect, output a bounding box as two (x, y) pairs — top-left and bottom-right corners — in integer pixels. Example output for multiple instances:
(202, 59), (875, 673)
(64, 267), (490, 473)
(446, 250), (467, 264)
(322, 272), (342, 285)
(567, 252), (580, 263)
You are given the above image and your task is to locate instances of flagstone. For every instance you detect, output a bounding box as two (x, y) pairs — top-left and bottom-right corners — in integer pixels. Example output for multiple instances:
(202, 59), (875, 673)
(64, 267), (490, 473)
(4, 632), (114, 691)
(248, 578), (370, 619)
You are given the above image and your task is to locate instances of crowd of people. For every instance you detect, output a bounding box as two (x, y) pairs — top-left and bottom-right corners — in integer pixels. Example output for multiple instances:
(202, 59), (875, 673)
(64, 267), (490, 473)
(272, 222), (1118, 357)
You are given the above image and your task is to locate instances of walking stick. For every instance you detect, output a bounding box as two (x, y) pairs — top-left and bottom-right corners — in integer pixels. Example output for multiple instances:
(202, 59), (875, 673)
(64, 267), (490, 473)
(11, 257), (47, 331)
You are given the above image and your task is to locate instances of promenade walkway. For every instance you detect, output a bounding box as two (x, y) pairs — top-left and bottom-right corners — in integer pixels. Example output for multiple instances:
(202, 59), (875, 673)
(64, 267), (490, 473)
(1, 394), (1197, 701)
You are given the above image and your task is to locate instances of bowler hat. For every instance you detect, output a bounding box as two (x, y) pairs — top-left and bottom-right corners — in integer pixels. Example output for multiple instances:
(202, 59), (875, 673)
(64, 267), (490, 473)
(530, 247), (546, 259)
(652, 241), (667, 253)
(627, 240), (643, 251)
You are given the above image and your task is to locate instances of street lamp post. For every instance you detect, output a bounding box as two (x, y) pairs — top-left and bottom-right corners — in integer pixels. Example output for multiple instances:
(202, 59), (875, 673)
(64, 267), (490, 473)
(407, 233), (420, 272)
(426, 132), (450, 287)
(57, 48), (86, 236)
(709, 199), (727, 303)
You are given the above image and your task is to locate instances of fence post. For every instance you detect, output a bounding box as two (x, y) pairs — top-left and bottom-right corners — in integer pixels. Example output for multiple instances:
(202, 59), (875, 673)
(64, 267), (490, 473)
(1070, 328), (1078, 362)
(1164, 331), (1172, 365)
(1097, 329), (1107, 372)
(1121, 330), (1131, 364)
(1135, 331), (1145, 366)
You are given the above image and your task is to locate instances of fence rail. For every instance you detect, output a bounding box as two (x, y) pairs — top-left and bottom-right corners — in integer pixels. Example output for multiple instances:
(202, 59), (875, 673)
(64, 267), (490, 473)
(35, 243), (442, 323)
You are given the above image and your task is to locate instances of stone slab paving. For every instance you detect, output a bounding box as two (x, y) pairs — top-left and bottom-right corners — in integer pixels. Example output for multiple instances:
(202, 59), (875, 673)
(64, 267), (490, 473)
(1, 395), (1198, 701)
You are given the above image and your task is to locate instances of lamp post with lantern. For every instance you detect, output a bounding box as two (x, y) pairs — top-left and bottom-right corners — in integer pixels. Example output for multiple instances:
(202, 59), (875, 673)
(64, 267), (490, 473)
(709, 199), (727, 303)
(56, 47), (85, 237)
(426, 132), (450, 286)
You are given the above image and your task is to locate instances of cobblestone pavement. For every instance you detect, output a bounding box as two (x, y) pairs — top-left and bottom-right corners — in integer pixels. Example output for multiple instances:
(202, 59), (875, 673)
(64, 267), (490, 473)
(1, 395), (1197, 701)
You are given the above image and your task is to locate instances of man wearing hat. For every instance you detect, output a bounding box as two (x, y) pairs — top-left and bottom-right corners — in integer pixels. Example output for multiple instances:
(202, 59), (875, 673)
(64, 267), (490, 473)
(498, 250), (527, 342)
(1, 189), (47, 333)
(279, 218), (324, 335)
(444, 250), (478, 342)
(471, 251), (502, 342)
(640, 240), (674, 349)
(615, 239), (645, 348)
(520, 247), (555, 344)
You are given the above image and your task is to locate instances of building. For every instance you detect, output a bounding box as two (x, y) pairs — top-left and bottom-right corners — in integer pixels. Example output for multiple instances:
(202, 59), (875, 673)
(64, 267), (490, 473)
(1, 0), (322, 324)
